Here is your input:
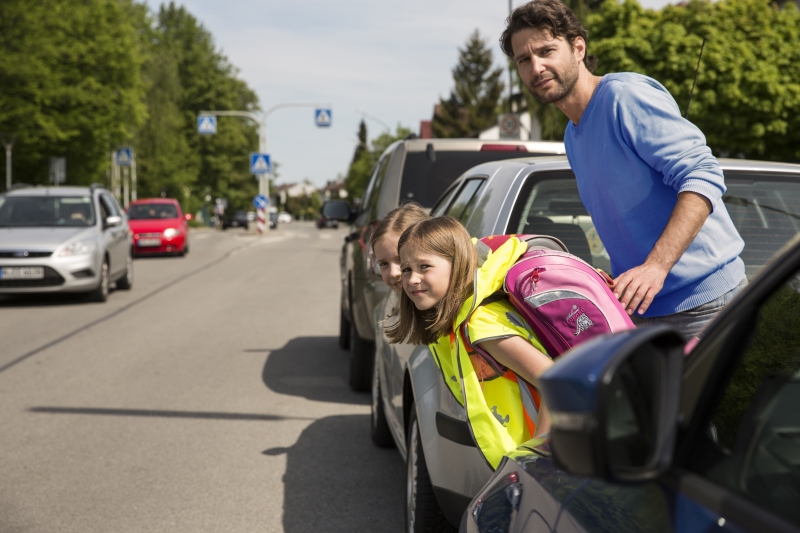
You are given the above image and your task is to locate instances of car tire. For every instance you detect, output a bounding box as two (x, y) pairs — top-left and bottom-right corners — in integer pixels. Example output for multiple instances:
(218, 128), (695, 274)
(371, 354), (395, 448)
(116, 254), (133, 290)
(339, 308), (350, 350)
(407, 408), (455, 533)
(349, 322), (374, 392)
(88, 259), (110, 303)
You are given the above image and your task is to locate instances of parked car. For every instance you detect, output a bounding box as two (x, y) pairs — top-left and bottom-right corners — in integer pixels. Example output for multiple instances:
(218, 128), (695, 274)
(0, 184), (133, 302)
(127, 198), (190, 256)
(317, 212), (339, 229)
(277, 211), (293, 224)
(222, 209), (249, 230)
(323, 138), (566, 392)
(463, 228), (800, 533)
(369, 155), (800, 531)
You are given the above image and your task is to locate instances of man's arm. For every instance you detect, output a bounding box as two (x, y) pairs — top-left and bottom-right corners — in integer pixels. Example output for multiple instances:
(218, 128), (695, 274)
(614, 191), (712, 315)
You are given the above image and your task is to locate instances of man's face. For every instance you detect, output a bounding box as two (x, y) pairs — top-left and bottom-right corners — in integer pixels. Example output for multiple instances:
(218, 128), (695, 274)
(512, 28), (582, 105)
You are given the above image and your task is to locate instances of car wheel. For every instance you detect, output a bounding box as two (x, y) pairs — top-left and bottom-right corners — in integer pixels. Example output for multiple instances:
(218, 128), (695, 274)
(371, 354), (394, 448)
(407, 409), (455, 533)
(349, 322), (374, 392)
(115, 254), (133, 290)
(88, 259), (110, 303)
(339, 308), (350, 350)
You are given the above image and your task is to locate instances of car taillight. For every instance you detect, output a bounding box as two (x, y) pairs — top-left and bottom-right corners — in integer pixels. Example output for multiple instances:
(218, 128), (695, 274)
(480, 144), (528, 152)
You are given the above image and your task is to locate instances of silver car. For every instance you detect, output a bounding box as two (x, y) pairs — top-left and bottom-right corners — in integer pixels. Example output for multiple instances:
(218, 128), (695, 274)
(371, 156), (800, 531)
(0, 185), (133, 302)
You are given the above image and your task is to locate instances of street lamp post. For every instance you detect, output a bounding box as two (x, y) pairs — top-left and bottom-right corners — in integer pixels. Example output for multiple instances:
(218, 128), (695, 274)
(199, 103), (331, 200)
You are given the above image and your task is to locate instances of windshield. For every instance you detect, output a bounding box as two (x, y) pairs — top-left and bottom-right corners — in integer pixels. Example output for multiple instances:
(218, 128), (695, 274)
(400, 151), (556, 207)
(128, 203), (178, 220)
(0, 195), (96, 227)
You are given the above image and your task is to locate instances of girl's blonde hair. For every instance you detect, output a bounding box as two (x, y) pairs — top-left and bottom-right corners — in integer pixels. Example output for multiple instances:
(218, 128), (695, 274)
(370, 202), (429, 253)
(386, 216), (477, 346)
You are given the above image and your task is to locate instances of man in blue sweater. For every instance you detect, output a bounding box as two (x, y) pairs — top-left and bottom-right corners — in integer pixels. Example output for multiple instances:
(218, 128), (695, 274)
(500, 0), (746, 339)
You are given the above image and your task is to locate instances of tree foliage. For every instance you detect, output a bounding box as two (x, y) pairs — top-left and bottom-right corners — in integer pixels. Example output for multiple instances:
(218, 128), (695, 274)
(432, 30), (504, 138)
(0, 0), (146, 184)
(344, 124), (412, 202)
(587, 0), (800, 161)
(0, 0), (261, 213)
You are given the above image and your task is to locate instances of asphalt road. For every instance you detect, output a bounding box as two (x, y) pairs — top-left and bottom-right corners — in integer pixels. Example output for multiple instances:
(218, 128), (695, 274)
(0, 222), (405, 533)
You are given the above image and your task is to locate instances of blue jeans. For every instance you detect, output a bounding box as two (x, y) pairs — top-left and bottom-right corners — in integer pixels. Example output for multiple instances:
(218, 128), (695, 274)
(632, 277), (748, 340)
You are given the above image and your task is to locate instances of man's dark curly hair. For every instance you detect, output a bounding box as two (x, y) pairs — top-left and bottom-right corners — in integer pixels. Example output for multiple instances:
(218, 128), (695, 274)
(500, 0), (597, 73)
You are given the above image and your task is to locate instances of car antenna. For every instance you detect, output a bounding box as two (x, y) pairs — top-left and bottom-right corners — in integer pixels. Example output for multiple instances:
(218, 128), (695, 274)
(684, 36), (707, 120)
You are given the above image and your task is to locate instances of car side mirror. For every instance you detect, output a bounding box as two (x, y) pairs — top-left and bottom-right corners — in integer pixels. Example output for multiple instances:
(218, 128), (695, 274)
(538, 325), (684, 483)
(106, 215), (122, 227)
(322, 200), (353, 222)
(185, 213), (193, 221)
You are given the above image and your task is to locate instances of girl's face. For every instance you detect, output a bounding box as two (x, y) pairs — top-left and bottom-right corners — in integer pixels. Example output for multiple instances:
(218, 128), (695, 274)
(400, 242), (452, 311)
(373, 232), (403, 291)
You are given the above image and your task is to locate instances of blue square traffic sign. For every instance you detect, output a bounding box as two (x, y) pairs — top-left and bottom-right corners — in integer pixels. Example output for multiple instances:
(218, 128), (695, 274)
(197, 115), (217, 135)
(315, 108), (332, 128)
(250, 153), (271, 175)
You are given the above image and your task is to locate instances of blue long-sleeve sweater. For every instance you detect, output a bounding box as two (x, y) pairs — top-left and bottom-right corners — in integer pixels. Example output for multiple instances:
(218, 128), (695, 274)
(564, 73), (744, 317)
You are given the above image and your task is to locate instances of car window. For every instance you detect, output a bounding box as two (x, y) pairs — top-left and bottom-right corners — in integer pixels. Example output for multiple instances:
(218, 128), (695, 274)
(128, 203), (178, 220)
(506, 171), (608, 272)
(360, 154), (389, 215)
(445, 178), (485, 222)
(399, 151), (555, 208)
(430, 183), (460, 217)
(99, 195), (121, 219)
(722, 174), (800, 279)
(0, 195), (96, 227)
(367, 155), (392, 217)
(688, 269), (800, 525)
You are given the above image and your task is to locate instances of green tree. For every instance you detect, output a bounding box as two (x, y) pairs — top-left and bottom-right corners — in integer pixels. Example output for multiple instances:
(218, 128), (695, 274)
(432, 30), (504, 138)
(587, 0), (800, 161)
(344, 125), (412, 202)
(0, 0), (146, 187)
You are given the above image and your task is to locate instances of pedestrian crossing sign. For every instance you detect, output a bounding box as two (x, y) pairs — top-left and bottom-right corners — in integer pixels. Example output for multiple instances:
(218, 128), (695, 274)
(115, 148), (133, 166)
(197, 115), (217, 135)
(250, 153), (271, 175)
(315, 108), (332, 128)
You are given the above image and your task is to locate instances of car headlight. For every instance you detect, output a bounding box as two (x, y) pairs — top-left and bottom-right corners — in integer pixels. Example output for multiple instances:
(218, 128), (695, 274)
(163, 228), (181, 238)
(58, 240), (97, 257)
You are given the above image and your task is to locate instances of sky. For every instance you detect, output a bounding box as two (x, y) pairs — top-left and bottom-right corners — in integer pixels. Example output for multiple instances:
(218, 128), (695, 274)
(144, 0), (672, 188)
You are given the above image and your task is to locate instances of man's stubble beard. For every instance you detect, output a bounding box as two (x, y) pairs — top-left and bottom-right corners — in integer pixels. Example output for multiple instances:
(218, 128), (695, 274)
(526, 57), (580, 105)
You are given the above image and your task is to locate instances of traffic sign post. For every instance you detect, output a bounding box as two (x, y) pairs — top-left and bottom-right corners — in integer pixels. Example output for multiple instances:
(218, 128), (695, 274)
(197, 103), (330, 234)
(253, 194), (269, 234)
(113, 147), (137, 207)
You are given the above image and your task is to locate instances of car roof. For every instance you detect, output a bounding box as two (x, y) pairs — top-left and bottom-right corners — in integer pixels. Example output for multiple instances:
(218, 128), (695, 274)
(3, 186), (96, 197)
(402, 138), (566, 154)
(129, 198), (179, 204)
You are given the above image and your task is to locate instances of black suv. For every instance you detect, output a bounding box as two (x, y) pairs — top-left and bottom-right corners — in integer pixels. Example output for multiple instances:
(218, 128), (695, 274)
(323, 138), (566, 391)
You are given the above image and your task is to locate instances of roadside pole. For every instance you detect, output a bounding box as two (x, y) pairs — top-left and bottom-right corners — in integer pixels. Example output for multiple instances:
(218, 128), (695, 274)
(1, 134), (14, 191)
(197, 103), (331, 236)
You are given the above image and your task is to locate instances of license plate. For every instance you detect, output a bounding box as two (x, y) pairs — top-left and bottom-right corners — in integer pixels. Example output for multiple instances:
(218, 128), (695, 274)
(138, 238), (161, 247)
(0, 267), (45, 279)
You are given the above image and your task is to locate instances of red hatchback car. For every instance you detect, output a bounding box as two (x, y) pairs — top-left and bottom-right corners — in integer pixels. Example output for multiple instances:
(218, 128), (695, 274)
(127, 199), (190, 256)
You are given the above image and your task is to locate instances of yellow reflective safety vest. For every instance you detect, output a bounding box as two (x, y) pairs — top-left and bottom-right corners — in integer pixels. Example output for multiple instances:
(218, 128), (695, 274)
(429, 236), (549, 470)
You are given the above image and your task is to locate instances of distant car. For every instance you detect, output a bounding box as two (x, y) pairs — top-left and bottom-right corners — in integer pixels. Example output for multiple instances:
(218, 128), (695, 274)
(463, 232), (800, 533)
(277, 211), (292, 224)
(316, 213), (339, 229)
(371, 156), (800, 531)
(222, 210), (249, 230)
(0, 185), (133, 302)
(127, 198), (190, 256)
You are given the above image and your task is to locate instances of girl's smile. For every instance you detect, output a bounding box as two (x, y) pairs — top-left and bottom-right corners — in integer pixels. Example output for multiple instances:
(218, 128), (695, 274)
(400, 243), (452, 311)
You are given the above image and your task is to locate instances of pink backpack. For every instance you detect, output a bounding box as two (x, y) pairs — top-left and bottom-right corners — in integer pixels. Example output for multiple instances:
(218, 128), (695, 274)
(465, 234), (635, 371)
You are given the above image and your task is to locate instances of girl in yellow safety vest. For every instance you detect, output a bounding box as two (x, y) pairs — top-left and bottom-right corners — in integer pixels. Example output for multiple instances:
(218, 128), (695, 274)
(386, 216), (554, 469)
